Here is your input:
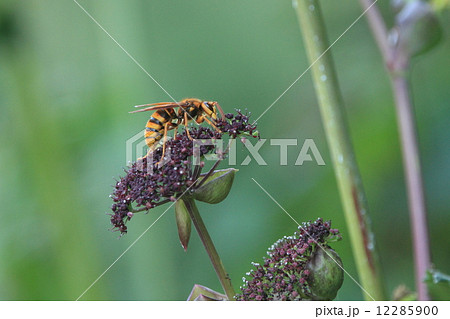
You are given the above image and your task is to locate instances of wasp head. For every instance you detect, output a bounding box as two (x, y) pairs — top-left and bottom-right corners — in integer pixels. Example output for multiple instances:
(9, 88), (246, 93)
(205, 101), (225, 121)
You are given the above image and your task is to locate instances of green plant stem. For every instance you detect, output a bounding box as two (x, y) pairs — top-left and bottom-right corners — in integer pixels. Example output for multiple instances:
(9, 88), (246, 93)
(358, 0), (431, 301)
(294, 0), (385, 300)
(391, 74), (430, 301)
(183, 197), (236, 300)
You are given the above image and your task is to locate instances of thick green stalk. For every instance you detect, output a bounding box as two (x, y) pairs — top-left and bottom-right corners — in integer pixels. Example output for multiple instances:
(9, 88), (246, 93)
(294, 0), (385, 300)
(183, 197), (236, 300)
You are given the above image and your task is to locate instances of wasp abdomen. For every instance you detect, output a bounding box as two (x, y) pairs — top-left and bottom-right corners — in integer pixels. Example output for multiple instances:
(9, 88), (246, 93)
(144, 109), (177, 148)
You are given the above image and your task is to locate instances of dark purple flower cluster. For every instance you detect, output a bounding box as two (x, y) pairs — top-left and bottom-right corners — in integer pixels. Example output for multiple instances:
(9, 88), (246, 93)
(216, 110), (259, 139)
(110, 111), (259, 234)
(110, 127), (220, 234)
(235, 218), (341, 301)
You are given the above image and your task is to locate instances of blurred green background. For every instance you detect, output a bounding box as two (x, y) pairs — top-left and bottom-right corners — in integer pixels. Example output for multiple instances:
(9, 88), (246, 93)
(0, 0), (448, 300)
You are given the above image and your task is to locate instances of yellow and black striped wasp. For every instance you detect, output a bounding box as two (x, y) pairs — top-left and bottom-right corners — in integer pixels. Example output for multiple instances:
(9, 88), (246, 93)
(130, 98), (225, 162)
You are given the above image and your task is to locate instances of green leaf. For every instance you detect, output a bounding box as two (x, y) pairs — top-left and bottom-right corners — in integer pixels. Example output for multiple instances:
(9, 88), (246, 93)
(175, 199), (191, 251)
(425, 269), (450, 300)
(193, 168), (238, 204)
(187, 284), (228, 301)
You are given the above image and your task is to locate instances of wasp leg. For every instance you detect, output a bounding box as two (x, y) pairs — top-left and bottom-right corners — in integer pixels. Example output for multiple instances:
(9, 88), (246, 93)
(203, 116), (222, 133)
(173, 124), (179, 140)
(143, 145), (156, 160)
(136, 144), (157, 164)
(184, 111), (193, 140)
(155, 122), (176, 166)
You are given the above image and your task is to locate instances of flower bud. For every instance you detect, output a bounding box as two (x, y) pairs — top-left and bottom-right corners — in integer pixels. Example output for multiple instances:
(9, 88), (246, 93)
(306, 246), (344, 300)
(193, 168), (238, 204)
(390, 0), (442, 57)
(175, 199), (191, 251)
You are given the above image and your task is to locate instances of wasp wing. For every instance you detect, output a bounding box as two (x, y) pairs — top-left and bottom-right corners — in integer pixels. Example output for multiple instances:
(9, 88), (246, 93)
(129, 103), (180, 114)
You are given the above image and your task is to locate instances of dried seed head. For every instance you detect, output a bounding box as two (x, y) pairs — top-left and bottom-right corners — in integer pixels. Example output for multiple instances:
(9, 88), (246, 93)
(235, 218), (343, 301)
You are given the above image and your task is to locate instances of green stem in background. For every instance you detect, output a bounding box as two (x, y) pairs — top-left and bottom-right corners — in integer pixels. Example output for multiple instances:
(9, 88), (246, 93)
(391, 74), (431, 301)
(183, 197), (236, 300)
(359, 0), (431, 301)
(294, 0), (385, 300)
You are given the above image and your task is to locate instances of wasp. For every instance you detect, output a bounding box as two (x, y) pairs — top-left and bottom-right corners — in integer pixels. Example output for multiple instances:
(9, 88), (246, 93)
(130, 98), (225, 162)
